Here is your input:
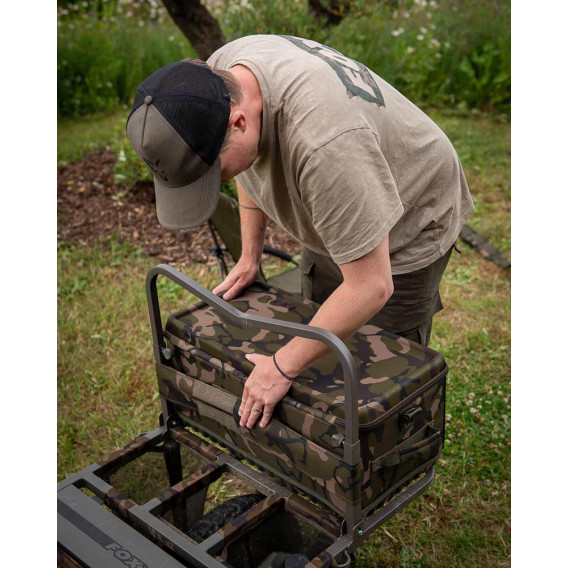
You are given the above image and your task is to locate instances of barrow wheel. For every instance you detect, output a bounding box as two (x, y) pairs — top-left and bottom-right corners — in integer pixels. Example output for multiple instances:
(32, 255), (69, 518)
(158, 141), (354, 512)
(188, 493), (265, 543)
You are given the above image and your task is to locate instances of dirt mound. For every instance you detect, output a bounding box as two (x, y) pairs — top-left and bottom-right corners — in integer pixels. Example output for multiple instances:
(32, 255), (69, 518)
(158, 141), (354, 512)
(57, 150), (302, 265)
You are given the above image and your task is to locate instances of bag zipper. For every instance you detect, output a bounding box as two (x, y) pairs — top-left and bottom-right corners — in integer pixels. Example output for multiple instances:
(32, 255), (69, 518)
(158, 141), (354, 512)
(334, 366), (448, 432)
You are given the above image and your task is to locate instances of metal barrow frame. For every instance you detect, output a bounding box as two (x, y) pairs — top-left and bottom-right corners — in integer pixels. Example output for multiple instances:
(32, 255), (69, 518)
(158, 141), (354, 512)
(147, 265), (437, 561)
(57, 264), (436, 568)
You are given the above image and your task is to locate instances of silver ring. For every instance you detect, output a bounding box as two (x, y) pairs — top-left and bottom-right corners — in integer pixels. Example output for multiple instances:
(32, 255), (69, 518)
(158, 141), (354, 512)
(252, 407), (262, 413)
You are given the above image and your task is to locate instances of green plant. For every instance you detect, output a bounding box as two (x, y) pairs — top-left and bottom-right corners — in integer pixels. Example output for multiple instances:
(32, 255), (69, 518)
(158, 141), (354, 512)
(58, 4), (196, 118)
(211, 0), (325, 43)
(112, 136), (153, 184)
(326, 0), (510, 112)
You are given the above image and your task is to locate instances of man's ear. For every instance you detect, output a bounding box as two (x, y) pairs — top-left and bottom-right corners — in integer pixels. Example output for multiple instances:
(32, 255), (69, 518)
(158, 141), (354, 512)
(228, 110), (247, 134)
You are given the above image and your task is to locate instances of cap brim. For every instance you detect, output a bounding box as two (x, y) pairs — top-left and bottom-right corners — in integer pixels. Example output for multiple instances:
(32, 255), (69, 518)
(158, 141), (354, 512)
(154, 156), (221, 230)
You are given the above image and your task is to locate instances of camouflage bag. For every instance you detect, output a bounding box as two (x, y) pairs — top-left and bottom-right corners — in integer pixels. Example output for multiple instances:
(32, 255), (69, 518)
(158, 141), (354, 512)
(159, 282), (447, 518)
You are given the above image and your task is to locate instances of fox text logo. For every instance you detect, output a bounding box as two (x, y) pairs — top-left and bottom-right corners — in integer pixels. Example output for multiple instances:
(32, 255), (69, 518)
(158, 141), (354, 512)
(104, 542), (148, 568)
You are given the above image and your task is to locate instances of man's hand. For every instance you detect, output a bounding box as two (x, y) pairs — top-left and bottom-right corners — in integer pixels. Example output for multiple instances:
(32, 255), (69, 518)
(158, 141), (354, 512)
(212, 257), (259, 301)
(239, 353), (294, 429)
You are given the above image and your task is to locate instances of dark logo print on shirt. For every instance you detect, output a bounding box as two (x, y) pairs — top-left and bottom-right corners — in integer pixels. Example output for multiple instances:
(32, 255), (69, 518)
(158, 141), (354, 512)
(281, 36), (385, 107)
(142, 157), (168, 182)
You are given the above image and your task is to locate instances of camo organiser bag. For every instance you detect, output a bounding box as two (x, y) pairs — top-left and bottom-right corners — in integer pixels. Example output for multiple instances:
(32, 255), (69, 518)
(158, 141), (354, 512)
(157, 281), (448, 518)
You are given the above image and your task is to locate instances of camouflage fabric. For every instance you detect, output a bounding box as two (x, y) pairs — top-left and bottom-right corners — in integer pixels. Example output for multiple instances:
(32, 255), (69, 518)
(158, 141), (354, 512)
(162, 341), (344, 455)
(97, 432), (156, 477)
(306, 551), (339, 568)
(170, 426), (224, 462)
(286, 493), (343, 537)
(165, 283), (447, 425)
(157, 363), (360, 514)
(104, 487), (136, 520)
(162, 283), (447, 515)
(218, 493), (282, 541)
(155, 462), (219, 509)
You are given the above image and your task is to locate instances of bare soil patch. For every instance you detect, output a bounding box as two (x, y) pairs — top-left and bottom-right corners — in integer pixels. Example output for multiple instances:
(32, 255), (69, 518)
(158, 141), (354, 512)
(57, 150), (302, 264)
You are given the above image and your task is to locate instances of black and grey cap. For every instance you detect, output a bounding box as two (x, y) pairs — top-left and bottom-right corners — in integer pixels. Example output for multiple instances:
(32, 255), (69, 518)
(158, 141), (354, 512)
(126, 61), (231, 229)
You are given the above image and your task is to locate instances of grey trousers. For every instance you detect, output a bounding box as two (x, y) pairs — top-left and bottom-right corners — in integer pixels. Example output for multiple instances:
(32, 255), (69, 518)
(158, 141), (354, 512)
(300, 246), (455, 347)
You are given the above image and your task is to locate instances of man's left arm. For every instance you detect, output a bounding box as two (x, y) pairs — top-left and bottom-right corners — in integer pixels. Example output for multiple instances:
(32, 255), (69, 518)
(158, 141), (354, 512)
(238, 235), (393, 429)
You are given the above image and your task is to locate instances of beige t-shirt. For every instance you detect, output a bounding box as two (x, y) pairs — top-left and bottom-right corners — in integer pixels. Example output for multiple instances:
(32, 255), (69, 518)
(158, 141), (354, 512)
(208, 35), (474, 274)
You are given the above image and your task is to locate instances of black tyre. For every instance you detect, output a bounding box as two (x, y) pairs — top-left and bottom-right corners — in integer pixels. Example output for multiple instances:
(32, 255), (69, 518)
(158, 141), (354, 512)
(188, 493), (265, 543)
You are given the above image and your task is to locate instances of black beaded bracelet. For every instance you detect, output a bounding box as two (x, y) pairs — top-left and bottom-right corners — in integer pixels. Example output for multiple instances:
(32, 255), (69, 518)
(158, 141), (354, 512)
(272, 353), (296, 381)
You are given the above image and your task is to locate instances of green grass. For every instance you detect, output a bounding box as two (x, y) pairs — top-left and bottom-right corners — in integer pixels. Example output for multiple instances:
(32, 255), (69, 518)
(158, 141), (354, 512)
(58, 110), (126, 165)
(57, 109), (510, 567)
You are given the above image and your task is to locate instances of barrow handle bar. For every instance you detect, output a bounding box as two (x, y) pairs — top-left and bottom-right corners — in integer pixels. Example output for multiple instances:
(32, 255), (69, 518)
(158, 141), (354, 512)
(145, 264), (360, 459)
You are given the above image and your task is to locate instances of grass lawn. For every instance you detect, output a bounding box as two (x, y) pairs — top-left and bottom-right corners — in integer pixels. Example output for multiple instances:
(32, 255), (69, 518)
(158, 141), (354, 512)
(57, 108), (510, 568)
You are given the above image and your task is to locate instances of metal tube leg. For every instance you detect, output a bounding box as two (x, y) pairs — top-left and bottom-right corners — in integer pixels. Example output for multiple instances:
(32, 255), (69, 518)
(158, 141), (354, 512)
(163, 441), (189, 532)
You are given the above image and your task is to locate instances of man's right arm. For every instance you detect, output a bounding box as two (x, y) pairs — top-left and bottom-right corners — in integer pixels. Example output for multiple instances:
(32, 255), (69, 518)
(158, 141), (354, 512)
(212, 180), (267, 300)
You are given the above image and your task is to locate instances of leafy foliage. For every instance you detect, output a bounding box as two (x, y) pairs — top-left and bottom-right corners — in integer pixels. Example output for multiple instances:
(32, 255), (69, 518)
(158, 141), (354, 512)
(58, 1), (510, 119)
(57, 2), (196, 118)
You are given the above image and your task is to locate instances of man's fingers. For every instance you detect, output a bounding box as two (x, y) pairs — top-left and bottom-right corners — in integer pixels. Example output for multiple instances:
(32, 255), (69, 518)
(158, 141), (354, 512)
(246, 402), (264, 429)
(212, 276), (235, 296)
(239, 397), (256, 427)
(222, 280), (246, 301)
(260, 404), (275, 428)
(238, 385), (250, 417)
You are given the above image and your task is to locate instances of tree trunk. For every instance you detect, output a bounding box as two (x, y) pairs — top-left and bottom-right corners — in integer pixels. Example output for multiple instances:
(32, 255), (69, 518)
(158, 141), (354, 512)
(162, 0), (226, 60)
(307, 0), (350, 26)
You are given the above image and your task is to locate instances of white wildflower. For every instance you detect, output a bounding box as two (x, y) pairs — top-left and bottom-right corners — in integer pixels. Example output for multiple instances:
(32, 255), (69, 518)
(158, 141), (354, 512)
(169, 35), (175, 42)
(420, 26), (428, 33)
(435, 53), (442, 58)
(430, 38), (441, 48)
(468, 392), (475, 399)
(392, 28), (404, 37)
(106, 82), (113, 88)
(417, 34), (424, 41)
(407, 46), (415, 53)
(403, 11), (410, 18)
